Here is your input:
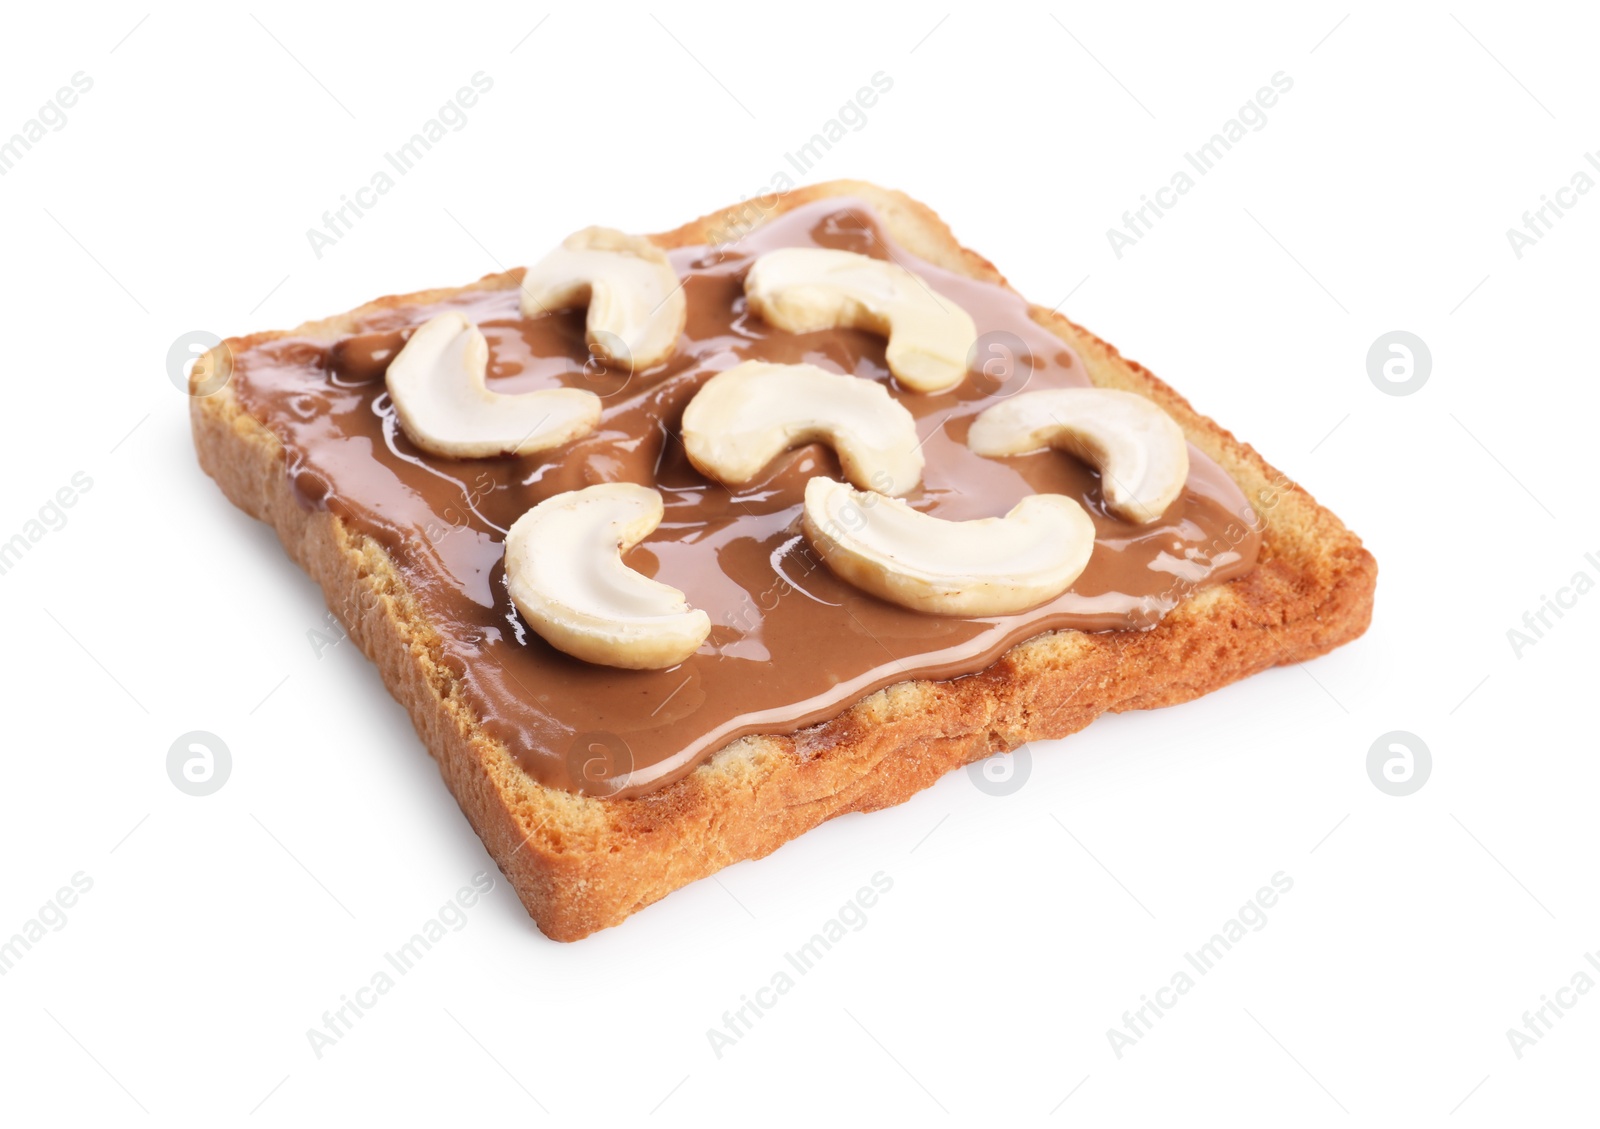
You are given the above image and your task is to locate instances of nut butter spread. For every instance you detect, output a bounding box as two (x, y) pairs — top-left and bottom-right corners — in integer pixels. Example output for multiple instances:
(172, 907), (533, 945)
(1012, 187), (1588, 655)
(231, 200), (1260, 798)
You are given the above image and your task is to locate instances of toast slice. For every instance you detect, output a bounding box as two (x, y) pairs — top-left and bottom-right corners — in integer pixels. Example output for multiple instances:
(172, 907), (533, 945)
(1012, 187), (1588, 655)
(190, 181), (1376, 941)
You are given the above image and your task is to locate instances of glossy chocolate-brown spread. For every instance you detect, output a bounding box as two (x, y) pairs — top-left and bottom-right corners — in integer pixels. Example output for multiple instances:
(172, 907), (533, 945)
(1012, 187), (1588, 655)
(231, 199), (1260, 798)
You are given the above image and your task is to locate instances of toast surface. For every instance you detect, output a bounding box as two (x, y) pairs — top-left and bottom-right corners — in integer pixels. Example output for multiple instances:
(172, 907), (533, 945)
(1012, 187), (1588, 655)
(191, 181), (1375, 941)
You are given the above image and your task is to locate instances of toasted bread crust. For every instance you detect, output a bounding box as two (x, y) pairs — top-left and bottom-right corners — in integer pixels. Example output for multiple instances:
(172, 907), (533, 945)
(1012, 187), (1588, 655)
(191, 181), (1376, 941)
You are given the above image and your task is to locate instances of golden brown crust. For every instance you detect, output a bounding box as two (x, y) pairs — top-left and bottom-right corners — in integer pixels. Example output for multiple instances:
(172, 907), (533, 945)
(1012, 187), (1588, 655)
(190, 181), (1376, 941)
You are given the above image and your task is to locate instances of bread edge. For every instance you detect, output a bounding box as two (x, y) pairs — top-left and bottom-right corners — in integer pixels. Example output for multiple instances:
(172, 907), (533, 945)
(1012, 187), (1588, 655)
(189, 180), (1377, 941)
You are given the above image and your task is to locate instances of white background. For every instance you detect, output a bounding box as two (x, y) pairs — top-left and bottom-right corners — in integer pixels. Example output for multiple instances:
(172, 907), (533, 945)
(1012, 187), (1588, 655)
(1, 2), (1594, 1125)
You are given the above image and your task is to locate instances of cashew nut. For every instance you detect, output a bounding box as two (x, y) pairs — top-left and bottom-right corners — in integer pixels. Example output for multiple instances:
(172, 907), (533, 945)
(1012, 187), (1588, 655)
(744, 248), (977, 393)
(386, 311), (600, 458)
(504, 483), (710, 670)
(520, 227), (686, 369)
(680, 361), (923, 495)
(967, 388), (1189, 524)
(801, 477), (1096, 616)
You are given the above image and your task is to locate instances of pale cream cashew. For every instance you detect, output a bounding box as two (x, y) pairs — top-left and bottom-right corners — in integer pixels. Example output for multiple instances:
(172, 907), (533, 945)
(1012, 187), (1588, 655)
(520, 227), (686, 369)
(386, 311), (600, 458)
(505, 483), (710, 670)
(800, 477), (1096, 616)
(680, 361), (924, 496)
(966, 388), (1189, 523)
(743, 247), (977, 393)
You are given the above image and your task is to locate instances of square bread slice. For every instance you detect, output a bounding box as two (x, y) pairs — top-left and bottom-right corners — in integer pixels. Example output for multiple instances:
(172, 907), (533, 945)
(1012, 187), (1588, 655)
(190, 181), (1376, 941)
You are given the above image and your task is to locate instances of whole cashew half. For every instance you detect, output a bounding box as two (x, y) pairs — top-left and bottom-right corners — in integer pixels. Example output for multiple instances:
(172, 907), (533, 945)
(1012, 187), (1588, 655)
(801, 477), (1096, 616)
(386, 311), (601, 458)
(966, 388), (1190, 524)
(680, 361), (924, 496)
(520, 227), (686, 369)
(744, 247), (977, 393)
(505, 483), (711, 670)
